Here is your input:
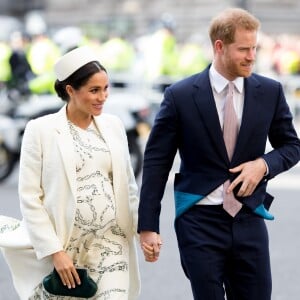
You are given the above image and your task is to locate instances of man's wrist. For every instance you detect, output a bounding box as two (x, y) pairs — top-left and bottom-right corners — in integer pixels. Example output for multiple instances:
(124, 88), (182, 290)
(260, 158), (269, 176)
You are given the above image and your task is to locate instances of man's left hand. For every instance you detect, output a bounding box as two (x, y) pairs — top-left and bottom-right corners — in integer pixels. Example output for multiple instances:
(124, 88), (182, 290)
(226, 158), (267, 197)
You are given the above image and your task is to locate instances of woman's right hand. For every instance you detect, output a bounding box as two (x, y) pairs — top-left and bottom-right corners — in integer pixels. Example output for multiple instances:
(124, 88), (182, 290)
(52, 251), (81, 289)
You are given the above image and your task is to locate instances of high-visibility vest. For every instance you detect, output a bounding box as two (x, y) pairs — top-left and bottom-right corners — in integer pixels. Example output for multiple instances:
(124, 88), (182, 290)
(0, 42), (12, 82)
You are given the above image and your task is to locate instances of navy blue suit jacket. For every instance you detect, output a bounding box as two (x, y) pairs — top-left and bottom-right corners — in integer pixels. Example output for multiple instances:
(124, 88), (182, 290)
(138, 66), (300, 233)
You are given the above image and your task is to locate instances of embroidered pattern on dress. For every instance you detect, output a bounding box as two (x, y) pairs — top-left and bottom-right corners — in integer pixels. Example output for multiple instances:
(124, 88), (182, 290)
(0, 217), (20, 233)
(67, 120), (109, 173)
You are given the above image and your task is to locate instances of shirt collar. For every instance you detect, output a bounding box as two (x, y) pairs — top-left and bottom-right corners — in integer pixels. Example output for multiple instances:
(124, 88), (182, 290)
(209, 64), (244, 94)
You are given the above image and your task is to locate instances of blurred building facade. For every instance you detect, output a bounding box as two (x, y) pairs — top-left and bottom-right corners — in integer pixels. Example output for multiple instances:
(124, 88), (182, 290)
(0, 0), (45, 16)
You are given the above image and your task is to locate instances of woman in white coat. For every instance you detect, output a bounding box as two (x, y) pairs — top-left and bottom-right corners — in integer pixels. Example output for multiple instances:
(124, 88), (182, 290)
(0, 46), (140, 299)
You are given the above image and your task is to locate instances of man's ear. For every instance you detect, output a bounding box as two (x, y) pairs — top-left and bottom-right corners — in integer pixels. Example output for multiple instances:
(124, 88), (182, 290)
(215, 39), (224, 53)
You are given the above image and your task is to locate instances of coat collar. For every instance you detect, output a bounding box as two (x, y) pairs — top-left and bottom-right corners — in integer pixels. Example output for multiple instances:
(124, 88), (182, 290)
(52, 105), (118, 199)
(192, 66), (261, 164)
(209, 64), (244, 94)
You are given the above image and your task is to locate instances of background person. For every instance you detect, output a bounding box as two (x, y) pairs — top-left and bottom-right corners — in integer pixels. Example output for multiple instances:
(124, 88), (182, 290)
(8, 31), (34, 93)
(0, 46), (140, 300)
(138, 7), (300, 300)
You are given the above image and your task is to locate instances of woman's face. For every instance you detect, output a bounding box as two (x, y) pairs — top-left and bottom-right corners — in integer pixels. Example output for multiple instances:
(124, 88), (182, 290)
(67, 70), (109, 118)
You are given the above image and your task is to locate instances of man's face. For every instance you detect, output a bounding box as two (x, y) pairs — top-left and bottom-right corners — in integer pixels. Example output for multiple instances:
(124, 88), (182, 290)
(218, 28), (257, 80)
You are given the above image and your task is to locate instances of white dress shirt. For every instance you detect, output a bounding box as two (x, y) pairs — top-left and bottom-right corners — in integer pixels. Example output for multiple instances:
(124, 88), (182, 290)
(197, 63), (244, 205)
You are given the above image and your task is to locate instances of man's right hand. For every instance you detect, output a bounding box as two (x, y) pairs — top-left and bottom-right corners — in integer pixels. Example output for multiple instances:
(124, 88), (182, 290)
(139, 231), (162, 262)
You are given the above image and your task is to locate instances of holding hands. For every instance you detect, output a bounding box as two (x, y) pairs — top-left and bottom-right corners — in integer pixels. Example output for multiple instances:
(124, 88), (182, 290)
(139, 231), (162, 262)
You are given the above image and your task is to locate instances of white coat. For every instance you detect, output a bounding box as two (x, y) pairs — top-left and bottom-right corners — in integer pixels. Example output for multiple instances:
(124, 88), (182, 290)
(0, 105), (140, 299)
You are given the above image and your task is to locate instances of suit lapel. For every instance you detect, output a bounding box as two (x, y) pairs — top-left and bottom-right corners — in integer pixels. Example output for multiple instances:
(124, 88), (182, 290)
(192, 69), (229, 162)
(232, 76), (261, 162)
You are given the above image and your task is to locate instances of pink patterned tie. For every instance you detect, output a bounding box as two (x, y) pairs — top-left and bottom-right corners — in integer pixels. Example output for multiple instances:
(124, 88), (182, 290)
(223, 82), (242, 217)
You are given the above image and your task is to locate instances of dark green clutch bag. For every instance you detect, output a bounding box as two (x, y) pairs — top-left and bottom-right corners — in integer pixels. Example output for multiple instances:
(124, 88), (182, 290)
(43, 268), (98, 298)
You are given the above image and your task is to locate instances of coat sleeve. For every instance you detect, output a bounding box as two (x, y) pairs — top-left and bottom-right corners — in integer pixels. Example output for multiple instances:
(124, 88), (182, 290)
(262, 82), (300, 178)
(138, 87), (179, 233)
(19, 120), (63, 260)
(117, 116), (139, 235)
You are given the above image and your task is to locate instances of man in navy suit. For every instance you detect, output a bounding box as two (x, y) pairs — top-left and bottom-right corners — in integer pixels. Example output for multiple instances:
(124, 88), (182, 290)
(138, 7), (300, 300)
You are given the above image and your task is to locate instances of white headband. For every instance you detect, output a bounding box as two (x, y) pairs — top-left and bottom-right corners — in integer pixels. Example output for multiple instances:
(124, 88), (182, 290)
(54, 46), (99, 81)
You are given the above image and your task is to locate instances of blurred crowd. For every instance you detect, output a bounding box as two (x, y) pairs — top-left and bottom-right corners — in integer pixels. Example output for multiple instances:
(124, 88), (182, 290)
(1, 13), (300, 107)
(0, 16), (210, 95)
(256, 32), (300, 77)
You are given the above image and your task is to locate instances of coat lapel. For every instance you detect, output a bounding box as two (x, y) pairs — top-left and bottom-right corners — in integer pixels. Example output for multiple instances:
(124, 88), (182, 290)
(53, 108), (125, 202)
(54, 105), (78, 200)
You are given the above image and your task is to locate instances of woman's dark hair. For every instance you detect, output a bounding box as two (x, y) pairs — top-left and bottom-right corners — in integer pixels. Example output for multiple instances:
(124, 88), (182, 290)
(54, 61), (107, 102)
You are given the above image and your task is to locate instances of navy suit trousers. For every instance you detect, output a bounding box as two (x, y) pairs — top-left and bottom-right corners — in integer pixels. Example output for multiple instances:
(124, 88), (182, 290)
(174, 205), (272, 300)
